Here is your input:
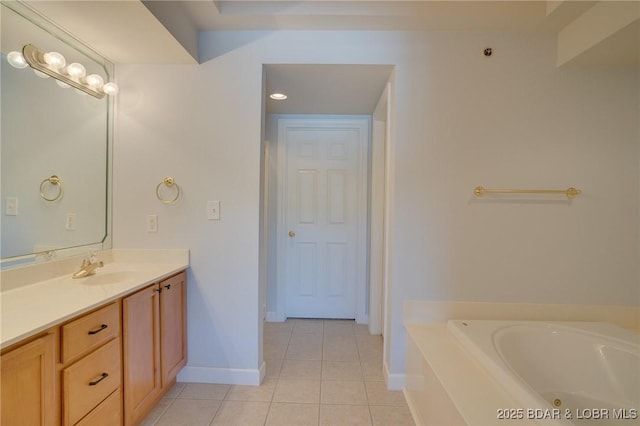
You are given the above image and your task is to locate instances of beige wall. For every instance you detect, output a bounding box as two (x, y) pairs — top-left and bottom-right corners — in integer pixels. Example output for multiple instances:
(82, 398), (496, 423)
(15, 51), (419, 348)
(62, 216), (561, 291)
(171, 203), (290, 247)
(113, 30), (639, 384)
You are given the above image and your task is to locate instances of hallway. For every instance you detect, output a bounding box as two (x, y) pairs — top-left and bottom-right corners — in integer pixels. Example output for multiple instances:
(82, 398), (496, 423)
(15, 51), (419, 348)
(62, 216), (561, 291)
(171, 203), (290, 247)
(142, 319), (414, 425)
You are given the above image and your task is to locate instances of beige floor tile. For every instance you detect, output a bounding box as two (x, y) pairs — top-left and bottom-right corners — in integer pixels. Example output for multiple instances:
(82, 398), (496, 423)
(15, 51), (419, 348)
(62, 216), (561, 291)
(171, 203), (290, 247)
(155, 399), (221, 426)
(321, 380), (368, 405)
(364, 381), (407, 406)
(264, 330), (294, 346)
(321, 361), (363, 381)
(178, 383), (230, 400)
(323, 320), (355, 336)
(140, 397), (172, 426)
(165, 382), (186, 398)
(322, 341), (359, 362)
(292, 319), (324, 334)
(211, 401), (270, 425)
(354, 324), (371, 336)
(264, 342), (289, 360)
(264, 359), (284, 379)
(265, 320), (295, 333)
(356, 336), (383, 357)
(290, 332), (324, 347)
(369, 405), (415, 426)
(225, 378), (276, 402)
(319, 404), (372, 426)
(285, 342), (323, 360)
(323, 334), (356, 346)
(273, 379), (321, 404)
(266, 403), (320, 426)
(360, 358), (384, 381)
(280, 359), (322, 379)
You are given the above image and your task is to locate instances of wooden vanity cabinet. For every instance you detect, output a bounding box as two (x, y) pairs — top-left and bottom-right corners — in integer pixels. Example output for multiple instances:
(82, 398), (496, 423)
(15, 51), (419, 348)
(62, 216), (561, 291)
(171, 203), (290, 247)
(123, 271), (187, 426)
(60, 302), (122, 426)
(0, 270), (186, 426)
(0, 332), (56, 425)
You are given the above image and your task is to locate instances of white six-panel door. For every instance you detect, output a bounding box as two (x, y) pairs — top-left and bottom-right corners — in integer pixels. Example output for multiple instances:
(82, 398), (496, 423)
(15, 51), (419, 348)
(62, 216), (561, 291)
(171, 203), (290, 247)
(278, 118), (369, 320)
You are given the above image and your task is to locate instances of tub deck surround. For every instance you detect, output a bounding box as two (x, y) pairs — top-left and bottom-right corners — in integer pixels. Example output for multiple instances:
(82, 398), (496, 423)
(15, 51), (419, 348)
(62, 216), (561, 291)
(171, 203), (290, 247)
(405, 321), (640, 426)
(0, 248), (189, 349)
(448, 320), (640, 421)
(405, 323), (538, 426)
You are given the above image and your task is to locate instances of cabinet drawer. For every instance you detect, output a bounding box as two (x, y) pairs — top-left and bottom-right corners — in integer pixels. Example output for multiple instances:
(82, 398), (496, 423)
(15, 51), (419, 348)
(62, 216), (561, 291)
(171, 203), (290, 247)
(62, 302), (120, 363)
(64, 338), (122, 425)
(75, 389), (122, 426)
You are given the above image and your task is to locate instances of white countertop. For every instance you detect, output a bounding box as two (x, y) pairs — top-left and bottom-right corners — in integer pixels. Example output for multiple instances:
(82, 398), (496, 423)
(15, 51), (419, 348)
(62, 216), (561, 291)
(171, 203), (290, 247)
(1, 249), (189, 350)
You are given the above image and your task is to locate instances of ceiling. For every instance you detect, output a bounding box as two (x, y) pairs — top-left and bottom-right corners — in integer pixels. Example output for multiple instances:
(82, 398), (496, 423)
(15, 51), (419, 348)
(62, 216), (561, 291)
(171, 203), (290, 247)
(21, 1), (639, 115)
(264, 64), (393, 114)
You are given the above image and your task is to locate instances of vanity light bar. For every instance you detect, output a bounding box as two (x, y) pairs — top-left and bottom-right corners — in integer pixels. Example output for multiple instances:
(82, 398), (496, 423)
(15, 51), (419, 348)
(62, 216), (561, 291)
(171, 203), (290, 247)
(12, 44), (118, 99)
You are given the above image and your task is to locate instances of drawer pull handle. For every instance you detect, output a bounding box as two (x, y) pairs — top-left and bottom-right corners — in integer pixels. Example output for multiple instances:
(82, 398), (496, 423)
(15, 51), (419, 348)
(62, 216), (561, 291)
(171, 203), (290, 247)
(88, 324), (108, 335)
(164, 284), (171, 290)
(89, 372), (109, 386)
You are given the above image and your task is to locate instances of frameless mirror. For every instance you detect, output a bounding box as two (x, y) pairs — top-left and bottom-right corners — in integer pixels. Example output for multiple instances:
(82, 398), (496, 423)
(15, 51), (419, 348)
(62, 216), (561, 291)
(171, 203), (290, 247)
(1, 2), (112, 267)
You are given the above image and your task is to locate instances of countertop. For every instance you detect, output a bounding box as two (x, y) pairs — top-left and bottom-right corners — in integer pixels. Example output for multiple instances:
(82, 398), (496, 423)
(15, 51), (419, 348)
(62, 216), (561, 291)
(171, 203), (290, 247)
(1, 249), (189, 350)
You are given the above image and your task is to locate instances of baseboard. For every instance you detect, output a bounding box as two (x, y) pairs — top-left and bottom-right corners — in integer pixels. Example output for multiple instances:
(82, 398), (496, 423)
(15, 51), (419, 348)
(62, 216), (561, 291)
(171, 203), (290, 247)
(177, 365), (262, 386)
(383, 360), (406, 391)
(265, 311), (282, 322)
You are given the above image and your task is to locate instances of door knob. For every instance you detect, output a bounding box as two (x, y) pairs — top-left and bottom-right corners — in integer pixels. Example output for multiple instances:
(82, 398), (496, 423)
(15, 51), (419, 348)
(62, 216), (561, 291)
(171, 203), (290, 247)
(288, 230), (296, 237)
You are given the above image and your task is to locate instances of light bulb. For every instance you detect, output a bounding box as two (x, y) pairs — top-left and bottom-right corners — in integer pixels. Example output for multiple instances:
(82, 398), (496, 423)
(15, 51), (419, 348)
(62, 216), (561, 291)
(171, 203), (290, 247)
(85, 74), (104, 89)
(56, 80), (70, 89)
(66, 62), (86, 78)
(102, 82), (119, 96)
(7, 51), (28, 69)
(43, 51), (66, 70)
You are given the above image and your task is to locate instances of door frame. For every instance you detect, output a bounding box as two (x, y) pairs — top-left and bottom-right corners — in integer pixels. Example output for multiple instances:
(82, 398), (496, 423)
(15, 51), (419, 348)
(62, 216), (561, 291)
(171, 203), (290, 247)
(275, 116), (370, 323)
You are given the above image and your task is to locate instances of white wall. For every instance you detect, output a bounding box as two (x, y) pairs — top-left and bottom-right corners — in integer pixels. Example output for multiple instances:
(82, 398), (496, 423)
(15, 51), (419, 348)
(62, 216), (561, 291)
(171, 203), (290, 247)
(113, 30), (639, 384)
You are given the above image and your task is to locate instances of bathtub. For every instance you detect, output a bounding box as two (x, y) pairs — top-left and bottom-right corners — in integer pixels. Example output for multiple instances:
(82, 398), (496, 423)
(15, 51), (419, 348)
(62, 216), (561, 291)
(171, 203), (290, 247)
(447, 320), (640, 425)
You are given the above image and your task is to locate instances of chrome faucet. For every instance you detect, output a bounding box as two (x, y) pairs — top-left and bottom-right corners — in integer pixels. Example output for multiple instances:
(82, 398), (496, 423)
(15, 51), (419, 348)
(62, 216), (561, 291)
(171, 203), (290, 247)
(72, 253), (104, 279)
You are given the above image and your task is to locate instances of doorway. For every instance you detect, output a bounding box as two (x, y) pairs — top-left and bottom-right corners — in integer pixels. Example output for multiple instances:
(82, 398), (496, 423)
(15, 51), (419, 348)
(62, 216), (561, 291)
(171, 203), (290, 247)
(260, 64), (394, 326)
(278, 117), (369, 320)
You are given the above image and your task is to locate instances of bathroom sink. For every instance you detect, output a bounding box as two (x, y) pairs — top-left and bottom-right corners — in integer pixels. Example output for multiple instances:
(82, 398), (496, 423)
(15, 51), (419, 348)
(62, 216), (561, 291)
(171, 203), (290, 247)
(79, 270), (147, 286)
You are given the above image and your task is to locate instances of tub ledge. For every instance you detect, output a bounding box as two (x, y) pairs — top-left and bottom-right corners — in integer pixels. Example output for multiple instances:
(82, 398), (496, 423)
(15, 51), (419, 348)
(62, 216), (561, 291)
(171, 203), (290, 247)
(405, 323), (539, 426)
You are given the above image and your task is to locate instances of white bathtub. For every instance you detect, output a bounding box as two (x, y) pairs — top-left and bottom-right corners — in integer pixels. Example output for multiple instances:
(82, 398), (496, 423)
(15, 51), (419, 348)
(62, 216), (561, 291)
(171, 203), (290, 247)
(447, 320), (640, 425)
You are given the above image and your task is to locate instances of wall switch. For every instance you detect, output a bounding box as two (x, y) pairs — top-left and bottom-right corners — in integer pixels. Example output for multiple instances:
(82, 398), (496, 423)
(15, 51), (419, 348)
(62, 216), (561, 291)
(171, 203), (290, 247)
(147, 215), (158, 232)
(65, 213), (76, 230)
(5, 197), (18, 216)
(207, 201), (221, 220)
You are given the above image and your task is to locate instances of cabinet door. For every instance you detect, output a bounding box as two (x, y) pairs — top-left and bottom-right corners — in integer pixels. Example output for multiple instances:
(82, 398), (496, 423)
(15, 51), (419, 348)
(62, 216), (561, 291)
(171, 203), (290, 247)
(122, 284), (161, 426)
(160, 271), (187, 385)
(1, 333), (56, 425)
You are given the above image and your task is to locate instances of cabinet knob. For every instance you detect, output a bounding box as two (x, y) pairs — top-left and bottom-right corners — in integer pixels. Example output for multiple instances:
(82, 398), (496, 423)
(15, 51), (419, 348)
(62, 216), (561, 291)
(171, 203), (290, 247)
(288, 230), (296, 238)
(164, 284), (171, 290)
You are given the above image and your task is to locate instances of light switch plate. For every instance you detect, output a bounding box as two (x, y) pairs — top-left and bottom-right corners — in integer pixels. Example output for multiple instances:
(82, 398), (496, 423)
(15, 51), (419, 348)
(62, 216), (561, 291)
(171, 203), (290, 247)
(65, 213), (76, 230)
(207, 201), (220, 220)
(147, 214), (158, 232)
(5, 197), (18, 216)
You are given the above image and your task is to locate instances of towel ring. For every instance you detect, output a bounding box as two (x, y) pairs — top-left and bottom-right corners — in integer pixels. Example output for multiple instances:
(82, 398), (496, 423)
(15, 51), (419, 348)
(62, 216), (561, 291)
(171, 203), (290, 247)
(156, 177), (181, 204)
(40, 175), (63, 202)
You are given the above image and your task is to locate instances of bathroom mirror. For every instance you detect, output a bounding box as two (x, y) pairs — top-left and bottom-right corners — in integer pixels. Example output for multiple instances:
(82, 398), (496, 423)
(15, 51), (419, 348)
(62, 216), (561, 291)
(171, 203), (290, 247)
(1, 2), (112, 267)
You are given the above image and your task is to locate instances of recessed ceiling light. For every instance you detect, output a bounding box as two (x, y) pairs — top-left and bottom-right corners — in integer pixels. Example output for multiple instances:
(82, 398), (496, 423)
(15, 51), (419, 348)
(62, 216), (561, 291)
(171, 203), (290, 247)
(270, 93), (287, 100)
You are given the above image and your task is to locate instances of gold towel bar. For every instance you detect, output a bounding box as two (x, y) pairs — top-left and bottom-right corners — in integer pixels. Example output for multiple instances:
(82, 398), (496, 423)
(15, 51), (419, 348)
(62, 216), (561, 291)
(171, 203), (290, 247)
(474, 186), (582, 199)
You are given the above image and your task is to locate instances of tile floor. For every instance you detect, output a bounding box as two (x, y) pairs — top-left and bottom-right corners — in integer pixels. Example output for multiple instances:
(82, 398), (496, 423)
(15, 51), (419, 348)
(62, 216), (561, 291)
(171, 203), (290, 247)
(141, 319), (415, 425)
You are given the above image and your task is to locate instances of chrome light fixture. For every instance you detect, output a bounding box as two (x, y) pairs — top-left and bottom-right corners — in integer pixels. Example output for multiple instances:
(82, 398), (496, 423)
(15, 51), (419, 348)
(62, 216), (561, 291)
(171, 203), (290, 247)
(7, 44), (118, 99)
